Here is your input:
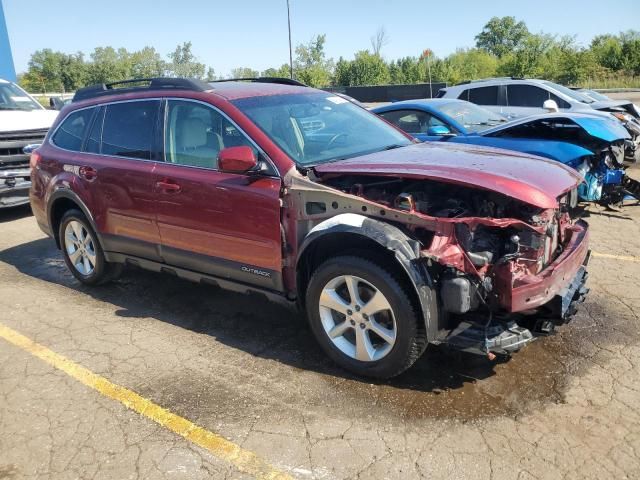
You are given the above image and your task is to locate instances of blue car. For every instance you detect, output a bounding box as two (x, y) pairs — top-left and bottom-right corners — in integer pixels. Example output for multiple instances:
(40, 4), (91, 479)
(373, 99), (639, 205)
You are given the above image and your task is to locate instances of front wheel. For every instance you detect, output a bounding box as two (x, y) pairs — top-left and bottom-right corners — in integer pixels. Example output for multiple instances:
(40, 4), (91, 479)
(305, 256), (427, 378)
(59, 209), (122, 285)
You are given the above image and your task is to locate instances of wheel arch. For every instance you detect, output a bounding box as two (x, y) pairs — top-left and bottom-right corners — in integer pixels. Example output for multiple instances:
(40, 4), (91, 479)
(296, 214), (439, 341)
(48, 189), (103, 251)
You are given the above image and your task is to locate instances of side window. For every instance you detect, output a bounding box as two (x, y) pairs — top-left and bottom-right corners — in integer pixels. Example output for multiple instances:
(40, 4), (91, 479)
(379, 109), (438, 134)
(550, 93), (570, 109)
(507, 85), (551, 108)
(102, 100), (160, 160)
(165, 100), (255, 169)
(85, 107), (104, 154)
(467, 86), (499, 105)
(52, 108), (95, 151)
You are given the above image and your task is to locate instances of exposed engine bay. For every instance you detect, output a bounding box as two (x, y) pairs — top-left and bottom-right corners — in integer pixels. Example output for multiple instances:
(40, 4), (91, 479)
(322, 175), (542, 221)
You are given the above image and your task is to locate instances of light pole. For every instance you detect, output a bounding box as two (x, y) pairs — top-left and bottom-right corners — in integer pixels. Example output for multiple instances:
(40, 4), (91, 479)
(287, 0), (293, 79)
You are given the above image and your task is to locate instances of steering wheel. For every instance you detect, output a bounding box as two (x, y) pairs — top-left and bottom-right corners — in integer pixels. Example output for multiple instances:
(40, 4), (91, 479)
(326, 133), (348, 149)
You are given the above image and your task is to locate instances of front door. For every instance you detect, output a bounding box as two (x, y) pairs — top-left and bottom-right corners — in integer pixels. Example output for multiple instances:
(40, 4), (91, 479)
(154, 99), (283, 291)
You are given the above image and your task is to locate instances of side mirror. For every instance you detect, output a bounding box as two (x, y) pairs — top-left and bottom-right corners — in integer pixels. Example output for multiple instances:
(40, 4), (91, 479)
(218, 146), (258, 173)
(543, 99), (559, 113)
(49, 97), (64, 111)
(427, 125), (454, 136)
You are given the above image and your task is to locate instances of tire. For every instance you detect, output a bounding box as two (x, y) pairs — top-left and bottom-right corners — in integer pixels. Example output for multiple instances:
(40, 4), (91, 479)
(59, 209), (122, 285)
(305, 255), (427, 379)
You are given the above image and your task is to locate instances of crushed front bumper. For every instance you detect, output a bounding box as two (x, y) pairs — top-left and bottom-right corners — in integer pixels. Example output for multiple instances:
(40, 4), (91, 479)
(0, 168), (31, 208)
(499, 220), (590, 313)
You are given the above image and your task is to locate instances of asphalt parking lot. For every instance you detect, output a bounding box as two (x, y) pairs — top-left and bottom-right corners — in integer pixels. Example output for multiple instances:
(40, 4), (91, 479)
(1, 170), (639, 479)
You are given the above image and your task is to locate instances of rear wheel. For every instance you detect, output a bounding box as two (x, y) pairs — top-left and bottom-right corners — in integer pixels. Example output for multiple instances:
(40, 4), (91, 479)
(305, 256), (426, 378)
(59, 210), (122, 285)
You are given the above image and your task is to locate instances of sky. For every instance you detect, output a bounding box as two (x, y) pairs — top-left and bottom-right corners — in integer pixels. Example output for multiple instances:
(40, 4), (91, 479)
(4, 0), (640, 76)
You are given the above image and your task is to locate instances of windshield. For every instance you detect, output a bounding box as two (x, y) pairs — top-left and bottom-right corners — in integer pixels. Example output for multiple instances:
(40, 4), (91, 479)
(582, 89), (610, 101)
(232, 93), (411, 166)
(0, 82), (43, 111)
(438, 102), (506, 133)
(541, 81), (594, 104)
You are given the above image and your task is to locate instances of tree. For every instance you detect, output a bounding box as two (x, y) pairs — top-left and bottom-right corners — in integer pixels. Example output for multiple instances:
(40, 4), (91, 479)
(439, 48), (498, 84)
(20, 49), (88, 92)
(86, 47), (131, 84)
(498, 33), (555, 78)
(475, 16), (530, 58)
(262, 64), (291, 78)
(167, 42), (206, 79)
(230, 67), (260, 78)
(336, 50), (390, 86)
(370, 26), (389, 56)
(130, 47), (166, 78)
(294, 34), (334, 87)
(206, 67), (217, 81)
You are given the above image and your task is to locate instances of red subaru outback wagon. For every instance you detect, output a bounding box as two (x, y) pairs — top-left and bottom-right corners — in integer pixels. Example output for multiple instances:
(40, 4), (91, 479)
(30, 77), (590, 378)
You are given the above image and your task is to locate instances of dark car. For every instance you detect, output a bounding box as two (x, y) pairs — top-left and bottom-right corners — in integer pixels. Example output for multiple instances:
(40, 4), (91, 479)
(30, 77), (590, 378)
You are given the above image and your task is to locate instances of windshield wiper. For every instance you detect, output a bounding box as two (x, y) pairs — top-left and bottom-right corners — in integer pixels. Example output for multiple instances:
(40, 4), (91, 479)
(382, 144), (405, 151)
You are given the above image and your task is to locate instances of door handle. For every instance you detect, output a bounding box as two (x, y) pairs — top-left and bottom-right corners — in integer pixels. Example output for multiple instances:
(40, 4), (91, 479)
(79, 166), (97, 181)
(156, 179), (181, 193)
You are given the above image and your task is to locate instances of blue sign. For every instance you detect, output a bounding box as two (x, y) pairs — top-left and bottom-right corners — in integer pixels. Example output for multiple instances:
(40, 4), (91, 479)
(0, 0), (16, 82)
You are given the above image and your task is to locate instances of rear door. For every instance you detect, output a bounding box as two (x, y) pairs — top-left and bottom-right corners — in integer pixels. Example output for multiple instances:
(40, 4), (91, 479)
(84, 100), (163, 260)
(153, 98), (284, 291)
(502, 85), (570, 119)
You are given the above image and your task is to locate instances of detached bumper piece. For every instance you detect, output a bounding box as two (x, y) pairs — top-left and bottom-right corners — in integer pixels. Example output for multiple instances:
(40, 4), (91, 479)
(546, 264), (589, 324)
(0, 169), (31, 209)
(443, 320), (534, 357)
(621, 175), (640, 200)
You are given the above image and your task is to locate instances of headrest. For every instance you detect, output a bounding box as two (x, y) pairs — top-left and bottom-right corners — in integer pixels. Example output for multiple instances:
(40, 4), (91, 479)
(180, 117), (207, 148)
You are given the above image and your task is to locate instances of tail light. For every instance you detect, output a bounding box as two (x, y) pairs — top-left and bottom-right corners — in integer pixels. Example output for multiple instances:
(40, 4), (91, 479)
(29, 150), (42, 171)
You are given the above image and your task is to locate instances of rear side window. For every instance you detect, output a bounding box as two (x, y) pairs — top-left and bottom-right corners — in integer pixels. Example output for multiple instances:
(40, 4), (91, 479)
(379, 109), (446, 134)
(52, 108), (95, 151)
(459, 86), (499, 105)
(102, 101), (160, 160)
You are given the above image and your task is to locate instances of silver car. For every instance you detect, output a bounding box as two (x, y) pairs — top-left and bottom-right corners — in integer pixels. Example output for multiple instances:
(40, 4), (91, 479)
(438, 78), (640, 161)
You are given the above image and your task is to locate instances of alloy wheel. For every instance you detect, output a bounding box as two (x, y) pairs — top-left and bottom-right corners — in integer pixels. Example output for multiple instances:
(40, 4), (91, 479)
(318, 275), (397, 362)
(64, 220), (97, 276)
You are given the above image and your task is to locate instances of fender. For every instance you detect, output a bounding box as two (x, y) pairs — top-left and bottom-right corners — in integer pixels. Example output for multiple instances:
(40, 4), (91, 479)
(298, 213), (439, 341)
(47, 188), (104, 251)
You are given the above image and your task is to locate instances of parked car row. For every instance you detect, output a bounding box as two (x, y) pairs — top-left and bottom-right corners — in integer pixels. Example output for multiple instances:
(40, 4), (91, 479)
(437, 77), (640, 163)
(27, 77), (592, 378)
(372, 99), (639, 207)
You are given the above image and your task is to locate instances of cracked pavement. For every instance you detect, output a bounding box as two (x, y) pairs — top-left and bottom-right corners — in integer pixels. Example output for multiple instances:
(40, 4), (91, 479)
(0, 172), (639, 479)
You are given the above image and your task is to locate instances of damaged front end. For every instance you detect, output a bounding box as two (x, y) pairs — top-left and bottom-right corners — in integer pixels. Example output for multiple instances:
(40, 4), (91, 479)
(287, 161), (590, 359)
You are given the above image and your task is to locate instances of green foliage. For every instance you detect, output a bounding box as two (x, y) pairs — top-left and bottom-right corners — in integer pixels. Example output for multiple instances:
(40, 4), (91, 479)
(293, 34), (334, 87)
(230, 67), (260, 78)
(332, 51), (390, 86)
(167, 42), (206, 79)
(475, 16), (530, 58)
(17, 22), (640, 94)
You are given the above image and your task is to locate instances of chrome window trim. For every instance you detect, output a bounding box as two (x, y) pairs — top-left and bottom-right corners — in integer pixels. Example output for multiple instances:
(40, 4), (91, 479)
(49, 96), (280, 179)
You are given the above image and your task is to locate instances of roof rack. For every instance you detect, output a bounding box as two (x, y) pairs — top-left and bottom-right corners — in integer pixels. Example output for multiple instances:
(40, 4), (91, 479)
(455, 76), (526, 86)
(73, 77), (213, 102)
(210, 77), (307, 87)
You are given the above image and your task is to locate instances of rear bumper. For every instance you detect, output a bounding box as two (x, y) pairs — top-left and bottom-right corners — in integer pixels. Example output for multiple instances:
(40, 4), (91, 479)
(0, 169), (31, 208)
(500, 220), (590, 313)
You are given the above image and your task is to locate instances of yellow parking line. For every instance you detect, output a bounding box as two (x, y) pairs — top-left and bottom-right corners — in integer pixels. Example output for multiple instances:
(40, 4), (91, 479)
(591, 252), (640, 263)
(0, 322), (293, 480)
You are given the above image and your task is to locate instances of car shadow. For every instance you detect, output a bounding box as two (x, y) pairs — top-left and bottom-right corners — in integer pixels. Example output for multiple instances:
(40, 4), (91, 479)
(0, 204), (32, 223)
(0, 237), (502, 395)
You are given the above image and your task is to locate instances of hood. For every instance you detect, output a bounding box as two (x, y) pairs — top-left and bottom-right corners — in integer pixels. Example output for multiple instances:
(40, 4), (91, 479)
(315, 142), (582, 209)
(481, 112), (630, 143)
(0, 109), (58, 132)
(591, 99), (635, 112)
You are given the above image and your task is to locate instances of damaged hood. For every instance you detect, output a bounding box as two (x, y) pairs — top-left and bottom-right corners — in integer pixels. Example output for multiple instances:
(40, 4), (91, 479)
(315, 142), (581, 209)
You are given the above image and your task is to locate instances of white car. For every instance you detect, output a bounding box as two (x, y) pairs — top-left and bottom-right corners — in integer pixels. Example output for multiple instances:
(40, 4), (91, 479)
(0, 79), (58, 208)
(438, 78), (640, 162)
